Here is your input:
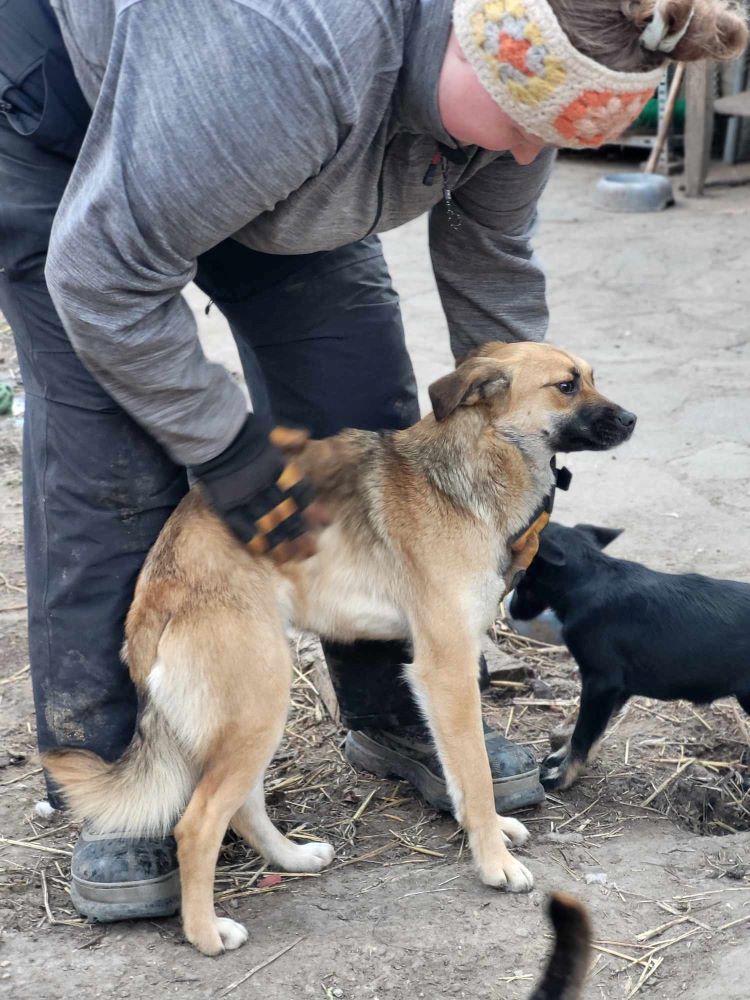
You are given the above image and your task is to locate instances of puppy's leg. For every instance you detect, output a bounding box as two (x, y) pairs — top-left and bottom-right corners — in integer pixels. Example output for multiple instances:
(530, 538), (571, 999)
(406, 622), (533, 893)
(542, 685), (625, 790)
(231, 781), (335, 873)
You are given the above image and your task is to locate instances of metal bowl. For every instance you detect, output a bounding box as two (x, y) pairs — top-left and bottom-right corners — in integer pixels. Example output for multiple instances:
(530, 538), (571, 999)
(593, 172), (674, 213)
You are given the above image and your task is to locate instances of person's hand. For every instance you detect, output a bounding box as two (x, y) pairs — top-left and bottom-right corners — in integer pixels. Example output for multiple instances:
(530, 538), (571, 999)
(190, 416), (322, 564)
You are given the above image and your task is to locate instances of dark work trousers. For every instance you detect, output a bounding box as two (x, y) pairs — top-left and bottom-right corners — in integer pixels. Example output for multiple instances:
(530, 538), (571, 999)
(0, 3), (427, 808)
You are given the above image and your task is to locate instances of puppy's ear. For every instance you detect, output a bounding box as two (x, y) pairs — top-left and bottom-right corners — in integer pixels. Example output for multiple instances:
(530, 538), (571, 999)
(270, 426), (310, 456)
(574, 524), (623, 549)
(428, 359), (511, 422)
(537, 532), (567, 567)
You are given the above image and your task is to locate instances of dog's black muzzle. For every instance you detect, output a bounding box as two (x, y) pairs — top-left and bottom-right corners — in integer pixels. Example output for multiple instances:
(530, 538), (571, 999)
(551, 404), (636, 453)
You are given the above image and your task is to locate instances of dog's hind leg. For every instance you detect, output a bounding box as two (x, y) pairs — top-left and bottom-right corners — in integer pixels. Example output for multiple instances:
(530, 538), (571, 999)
(175, 753), (263, 955)
(170, 620), (293, 956)
(231, 782), (335, 873)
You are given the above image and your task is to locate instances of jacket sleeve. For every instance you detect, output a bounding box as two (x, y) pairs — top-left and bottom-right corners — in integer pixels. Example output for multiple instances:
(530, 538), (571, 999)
(428, 148), (555, 361)
(46, 3), (339, 466)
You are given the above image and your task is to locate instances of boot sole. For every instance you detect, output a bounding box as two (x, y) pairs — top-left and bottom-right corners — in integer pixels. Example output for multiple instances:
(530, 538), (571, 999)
(71, 869), (181, 922)
(345, 731), (545, 814)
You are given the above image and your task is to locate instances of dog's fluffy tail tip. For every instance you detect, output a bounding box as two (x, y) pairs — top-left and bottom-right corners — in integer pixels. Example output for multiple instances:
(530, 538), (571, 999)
(528, 892), (591, 1000)
(41, 748), (114, 824)
(42, 747), (111, 785)
(41, 707), (192, 837)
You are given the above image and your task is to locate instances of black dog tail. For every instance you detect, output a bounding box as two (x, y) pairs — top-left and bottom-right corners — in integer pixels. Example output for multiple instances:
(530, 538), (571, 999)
(528, 893), (592, 1000)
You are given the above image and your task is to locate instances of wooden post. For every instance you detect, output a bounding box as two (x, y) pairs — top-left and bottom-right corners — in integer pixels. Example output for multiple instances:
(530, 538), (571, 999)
(720, 55), (748, 164)
(684, 60), (714, 197)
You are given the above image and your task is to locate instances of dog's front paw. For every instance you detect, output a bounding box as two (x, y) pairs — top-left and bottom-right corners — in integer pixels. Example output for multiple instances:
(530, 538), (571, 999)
(216, 917), (249, 951)
(541, 753), (580, 791)
(185, 916), (249, 957)
(479, 854), (535, 893)
(540, 763), (567, 790)
(475, 818), (534, 892)
(543, 744), (569, 769)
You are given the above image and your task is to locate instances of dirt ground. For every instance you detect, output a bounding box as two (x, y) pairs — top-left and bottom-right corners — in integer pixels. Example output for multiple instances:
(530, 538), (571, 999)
(1, 157), (750, 1000)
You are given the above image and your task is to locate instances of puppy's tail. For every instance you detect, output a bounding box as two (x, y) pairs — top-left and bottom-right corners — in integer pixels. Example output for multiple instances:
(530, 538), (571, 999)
(528, 893), (592, 1000)
(42, 696), (195, 837)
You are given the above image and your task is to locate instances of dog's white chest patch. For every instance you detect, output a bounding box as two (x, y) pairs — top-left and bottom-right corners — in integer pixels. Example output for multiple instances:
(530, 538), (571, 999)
(471, 572), (505, 633)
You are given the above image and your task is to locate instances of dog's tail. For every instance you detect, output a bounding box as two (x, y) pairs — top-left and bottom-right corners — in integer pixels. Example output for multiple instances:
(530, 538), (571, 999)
(42, 697), (194, 837)
(528, 893), (592, 1000)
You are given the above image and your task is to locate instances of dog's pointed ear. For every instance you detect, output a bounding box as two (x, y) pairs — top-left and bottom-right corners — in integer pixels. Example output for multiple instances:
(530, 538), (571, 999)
(428, 359), (511, 422)
(537, 532), (567, 567)
(574, 524), (623, 549)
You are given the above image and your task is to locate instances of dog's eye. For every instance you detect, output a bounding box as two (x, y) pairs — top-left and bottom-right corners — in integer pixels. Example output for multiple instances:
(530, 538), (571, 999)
(557, 381), (577, 395)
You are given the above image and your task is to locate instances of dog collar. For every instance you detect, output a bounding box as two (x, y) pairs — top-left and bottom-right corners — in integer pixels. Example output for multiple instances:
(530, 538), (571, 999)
(453, 0), (667, 148)
(554, 460), (572, 493)
(543, 456), (572, 518)
(511, 456), (571, 545)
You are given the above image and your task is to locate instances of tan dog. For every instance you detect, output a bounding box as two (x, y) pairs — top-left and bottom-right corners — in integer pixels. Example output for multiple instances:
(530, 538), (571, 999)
(44, 341), (635, 956)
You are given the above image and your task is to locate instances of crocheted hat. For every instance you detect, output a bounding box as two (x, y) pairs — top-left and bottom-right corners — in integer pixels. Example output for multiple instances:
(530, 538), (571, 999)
(453, 0), (668, 148)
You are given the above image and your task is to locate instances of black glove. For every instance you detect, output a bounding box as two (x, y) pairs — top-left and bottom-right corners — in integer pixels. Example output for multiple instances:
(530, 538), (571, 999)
(190, 415), (317, 560)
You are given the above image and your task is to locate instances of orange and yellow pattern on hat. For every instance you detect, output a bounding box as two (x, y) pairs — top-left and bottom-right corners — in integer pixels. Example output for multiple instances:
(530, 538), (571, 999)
(466, 0), (658, 147)
(470, 0), (567, 105)
(555, 89), (655, 147)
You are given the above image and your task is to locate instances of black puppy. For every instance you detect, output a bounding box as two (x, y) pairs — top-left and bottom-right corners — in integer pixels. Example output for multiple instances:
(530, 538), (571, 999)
(509, 523), (750, 790)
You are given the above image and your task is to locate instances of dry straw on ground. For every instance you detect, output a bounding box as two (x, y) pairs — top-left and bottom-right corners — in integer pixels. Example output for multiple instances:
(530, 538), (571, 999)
(1, 620), (748, 996)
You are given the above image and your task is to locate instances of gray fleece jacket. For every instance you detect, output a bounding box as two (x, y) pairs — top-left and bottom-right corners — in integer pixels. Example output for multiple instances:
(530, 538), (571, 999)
(47, 0), (554, 466)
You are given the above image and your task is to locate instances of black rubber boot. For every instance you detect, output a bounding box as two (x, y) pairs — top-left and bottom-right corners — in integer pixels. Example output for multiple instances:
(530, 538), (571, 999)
(345, 723), (545, 814)
(70, 827), (181, 922)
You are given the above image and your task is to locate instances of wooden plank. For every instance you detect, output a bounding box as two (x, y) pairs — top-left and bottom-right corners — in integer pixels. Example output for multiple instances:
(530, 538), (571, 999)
(684, 61), (715, 197)
(714, 90), (750, 118)
(309, 658), (341, 725)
